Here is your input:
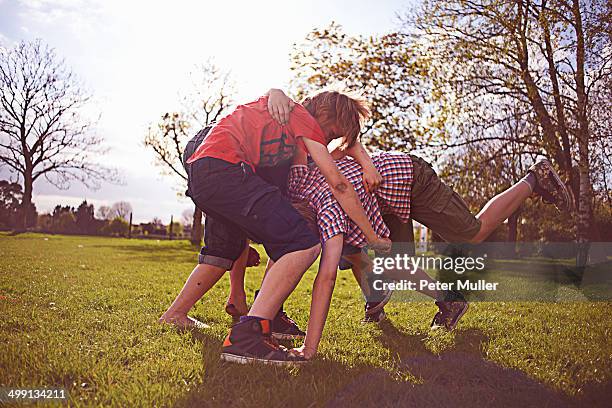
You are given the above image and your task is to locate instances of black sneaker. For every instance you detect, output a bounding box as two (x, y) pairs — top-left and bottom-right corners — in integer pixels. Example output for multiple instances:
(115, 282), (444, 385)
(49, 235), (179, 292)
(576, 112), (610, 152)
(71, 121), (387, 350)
(431, 290), (468, 331)
(363, 287), (393, 316)
(272, 311), (306, 340)
(221, 318), (306, 366)
(528, 158), (575, 212)
(362, 307), (386, 324)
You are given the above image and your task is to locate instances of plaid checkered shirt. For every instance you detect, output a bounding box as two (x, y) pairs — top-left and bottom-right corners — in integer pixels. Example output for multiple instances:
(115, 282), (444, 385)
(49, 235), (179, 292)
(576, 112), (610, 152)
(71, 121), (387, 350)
(287, 152), (413, 248)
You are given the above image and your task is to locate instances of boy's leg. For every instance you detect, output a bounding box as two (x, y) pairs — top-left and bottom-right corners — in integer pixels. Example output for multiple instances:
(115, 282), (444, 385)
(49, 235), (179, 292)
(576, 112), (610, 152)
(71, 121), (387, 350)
(360, 215), (414, 318)
(188, 158), (320, 364)
(343, 249), (467, 329)
(254, 259), (306, 340)
(226, 244), (251, 321)
(472, 158), (575, 241)
(248, 244), (320, 318)
(160, 214), (247, 328)
(160, 263), (226, 328)
(470, 181), (531, 242)
(190, 158), (320, 316)
(409, 155), (572, 244)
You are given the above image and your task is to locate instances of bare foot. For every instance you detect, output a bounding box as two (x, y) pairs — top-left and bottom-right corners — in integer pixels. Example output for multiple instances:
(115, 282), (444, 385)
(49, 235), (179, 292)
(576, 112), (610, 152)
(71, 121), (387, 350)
(159, 313), (210, 331)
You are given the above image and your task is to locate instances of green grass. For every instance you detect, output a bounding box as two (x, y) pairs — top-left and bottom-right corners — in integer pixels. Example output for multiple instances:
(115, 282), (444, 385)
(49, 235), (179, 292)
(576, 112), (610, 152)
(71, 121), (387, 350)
(1, 233), (611, 407)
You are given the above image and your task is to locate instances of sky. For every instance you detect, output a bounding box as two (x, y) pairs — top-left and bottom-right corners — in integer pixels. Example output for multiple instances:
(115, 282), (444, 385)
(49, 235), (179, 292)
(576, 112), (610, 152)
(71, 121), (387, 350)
(0, 0), (411, 223)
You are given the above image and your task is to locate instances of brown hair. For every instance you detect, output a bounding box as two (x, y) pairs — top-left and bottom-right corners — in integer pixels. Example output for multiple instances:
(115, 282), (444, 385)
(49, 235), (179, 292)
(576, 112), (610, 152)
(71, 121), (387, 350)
(301, 89), (370, 148)
(290, 200), (318, 236)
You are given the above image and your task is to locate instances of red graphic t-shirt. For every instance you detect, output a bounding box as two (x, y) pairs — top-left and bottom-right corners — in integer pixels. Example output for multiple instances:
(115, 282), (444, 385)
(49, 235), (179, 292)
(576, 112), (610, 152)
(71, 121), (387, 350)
(187, 96), (327, 169)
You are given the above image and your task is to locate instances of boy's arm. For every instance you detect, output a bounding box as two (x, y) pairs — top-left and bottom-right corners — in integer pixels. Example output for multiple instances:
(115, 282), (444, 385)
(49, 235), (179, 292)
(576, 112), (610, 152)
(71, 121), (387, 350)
(300, 235), (344, 359)
(329, 146), (348, 160)
(303, 137), (391, 252)
(292, 146), (307, 166)
(344, 142), (382, 193)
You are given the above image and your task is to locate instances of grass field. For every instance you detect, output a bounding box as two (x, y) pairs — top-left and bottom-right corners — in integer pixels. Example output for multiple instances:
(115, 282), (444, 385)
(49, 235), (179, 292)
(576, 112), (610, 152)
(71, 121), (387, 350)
(1, 233), (611, 407)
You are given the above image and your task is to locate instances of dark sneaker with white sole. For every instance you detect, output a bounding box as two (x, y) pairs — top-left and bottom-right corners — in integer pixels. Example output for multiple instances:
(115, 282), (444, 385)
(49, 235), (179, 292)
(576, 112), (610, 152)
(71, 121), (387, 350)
(221, 318), (306, 366)
(528, 158), (575, 213)
(272, 310), (306, 340)
(253, 289), (305, 340)
(364, 287), (393, 316)
(431, 290), (468, 331)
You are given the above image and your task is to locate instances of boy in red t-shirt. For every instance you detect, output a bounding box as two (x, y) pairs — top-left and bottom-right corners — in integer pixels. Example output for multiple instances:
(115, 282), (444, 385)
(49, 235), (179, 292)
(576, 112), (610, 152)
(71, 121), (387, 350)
(160, 89), (391, 365)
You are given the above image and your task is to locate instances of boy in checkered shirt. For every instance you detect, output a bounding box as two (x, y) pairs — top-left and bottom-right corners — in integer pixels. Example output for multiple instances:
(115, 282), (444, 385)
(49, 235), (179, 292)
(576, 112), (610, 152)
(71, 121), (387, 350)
(285, 147), (573, 359)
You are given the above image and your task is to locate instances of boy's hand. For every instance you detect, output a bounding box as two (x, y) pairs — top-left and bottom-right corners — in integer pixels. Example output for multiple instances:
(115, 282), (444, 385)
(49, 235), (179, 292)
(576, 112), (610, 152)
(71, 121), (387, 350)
(246, 246), (260, 267)
(267, 88), (295, 125)
(344, 142), (381, 193)
(367, 236), (392, 253)
(292, 345), (316, 360)
(363, 166), (382, 193)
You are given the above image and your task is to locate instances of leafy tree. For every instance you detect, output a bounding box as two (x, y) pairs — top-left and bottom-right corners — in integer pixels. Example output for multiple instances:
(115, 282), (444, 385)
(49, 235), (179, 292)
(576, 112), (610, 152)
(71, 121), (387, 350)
(0, 40), (118, 230)
(50, 205), (77, 234)
(0, 180), (22, 227)
(37, 213), (53, 231)
(405, 0), (611, 242)
(75, 200), (95, 234)
(102, 217), (129, 237)
(0, 180), (36, 228)
(289, 22), (449, 155)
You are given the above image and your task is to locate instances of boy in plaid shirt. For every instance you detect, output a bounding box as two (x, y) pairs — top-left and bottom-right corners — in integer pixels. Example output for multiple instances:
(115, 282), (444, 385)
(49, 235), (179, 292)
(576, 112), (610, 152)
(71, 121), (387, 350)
(286, 151), (464, 358)
(285, 147), (573, 359)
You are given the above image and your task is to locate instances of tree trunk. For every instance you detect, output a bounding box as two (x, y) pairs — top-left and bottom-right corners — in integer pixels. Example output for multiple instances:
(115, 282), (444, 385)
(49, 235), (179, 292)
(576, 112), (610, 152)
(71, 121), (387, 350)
(515, 1), (565, 168)
(190, 206), (203, 246)
(573, 0), (592, 245)
(541, 4), (575, 191)
(571, 0), (593, 270)
(507, 209), (520, 258)
(18, 171), (34, 232)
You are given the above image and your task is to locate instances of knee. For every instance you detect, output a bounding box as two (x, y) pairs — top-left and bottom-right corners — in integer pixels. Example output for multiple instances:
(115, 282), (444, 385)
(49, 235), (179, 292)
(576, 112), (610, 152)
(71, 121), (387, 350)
(468, 229), (486, 244)
(305, 243), (322, 261)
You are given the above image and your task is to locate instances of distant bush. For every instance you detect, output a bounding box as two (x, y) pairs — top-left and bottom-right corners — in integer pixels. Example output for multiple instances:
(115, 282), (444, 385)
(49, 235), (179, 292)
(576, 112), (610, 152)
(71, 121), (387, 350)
(102, 217), (129, 237)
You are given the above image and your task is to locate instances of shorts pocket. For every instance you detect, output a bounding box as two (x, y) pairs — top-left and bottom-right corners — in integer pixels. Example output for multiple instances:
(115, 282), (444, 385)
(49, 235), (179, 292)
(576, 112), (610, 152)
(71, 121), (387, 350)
(437, 192), (478, 237)
(245, 192), (303, 243)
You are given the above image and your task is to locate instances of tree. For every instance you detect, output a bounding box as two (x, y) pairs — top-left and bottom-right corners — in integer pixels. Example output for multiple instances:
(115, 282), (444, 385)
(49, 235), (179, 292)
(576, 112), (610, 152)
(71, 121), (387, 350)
(404, 0), (612, 242)
(144, 61), (235, 245)
(0, 40), (117, 230)
(102, 217), (129, 237)
(0, 179), (37, 228)
(51, 205), (77, 234)
(0, 180), (21, 227)
(110, 201), (132, 221)
(75, 200), (95, 234)
(289, 23), (449, 155)
(96, 205), (113, 220)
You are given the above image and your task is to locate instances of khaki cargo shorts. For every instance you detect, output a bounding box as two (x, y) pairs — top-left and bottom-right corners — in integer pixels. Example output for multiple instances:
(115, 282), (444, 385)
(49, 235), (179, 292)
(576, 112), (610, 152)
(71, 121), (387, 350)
(409, 155), (481, 243)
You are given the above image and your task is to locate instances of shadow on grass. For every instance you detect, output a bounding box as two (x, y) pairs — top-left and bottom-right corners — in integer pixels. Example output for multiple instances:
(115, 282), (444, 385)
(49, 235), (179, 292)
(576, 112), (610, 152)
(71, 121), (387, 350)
(175, 324), (611, 408)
